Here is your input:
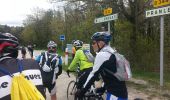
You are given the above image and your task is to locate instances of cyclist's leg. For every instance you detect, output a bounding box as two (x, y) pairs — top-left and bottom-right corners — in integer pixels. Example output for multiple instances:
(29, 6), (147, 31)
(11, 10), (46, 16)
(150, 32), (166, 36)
(48, 83), (57, 100)
(77, 69), (93, 100)
(30, 49), (33, 58)
(77, 68), (92, 89)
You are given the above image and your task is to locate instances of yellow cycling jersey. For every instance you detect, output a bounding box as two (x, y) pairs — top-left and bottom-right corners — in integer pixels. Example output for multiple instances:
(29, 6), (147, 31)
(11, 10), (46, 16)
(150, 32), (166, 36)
(68, 48), (93, 71)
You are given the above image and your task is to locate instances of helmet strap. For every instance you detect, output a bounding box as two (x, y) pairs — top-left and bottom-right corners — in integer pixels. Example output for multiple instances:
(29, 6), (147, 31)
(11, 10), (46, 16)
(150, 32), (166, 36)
(97, 41), (105, 52)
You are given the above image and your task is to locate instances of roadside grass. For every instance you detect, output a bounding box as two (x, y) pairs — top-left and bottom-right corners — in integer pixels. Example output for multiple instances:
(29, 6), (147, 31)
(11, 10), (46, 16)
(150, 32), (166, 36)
(128, 70), (170, 99)
(132, 70), (170, 89)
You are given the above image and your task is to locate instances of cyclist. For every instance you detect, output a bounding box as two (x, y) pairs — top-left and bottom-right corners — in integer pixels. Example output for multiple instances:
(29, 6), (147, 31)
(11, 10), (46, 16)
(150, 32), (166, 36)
(67, 40), (93, 94)
(27, 41), (34, 59)
(36, 40), (62, 100)
(71, 40), (76, 59)
(21, 46), (26, 59)
(0, 33), (45, 99)
(76, 32), (128, 100)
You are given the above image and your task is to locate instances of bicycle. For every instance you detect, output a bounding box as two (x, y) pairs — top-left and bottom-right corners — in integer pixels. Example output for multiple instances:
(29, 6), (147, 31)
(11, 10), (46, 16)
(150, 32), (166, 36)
(66, 67), (104, 100)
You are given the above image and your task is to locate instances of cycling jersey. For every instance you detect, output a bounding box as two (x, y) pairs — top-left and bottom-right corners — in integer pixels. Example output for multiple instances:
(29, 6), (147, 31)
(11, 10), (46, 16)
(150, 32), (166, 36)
(83, 45), (128, 98)
(36, 51), (62, 95)
(0, 57), (45, 100)
(68, 48), (93, 71)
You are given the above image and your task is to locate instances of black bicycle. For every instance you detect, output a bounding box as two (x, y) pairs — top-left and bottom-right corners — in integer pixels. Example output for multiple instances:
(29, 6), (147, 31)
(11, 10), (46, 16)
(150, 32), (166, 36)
(66, 68), (104, 100)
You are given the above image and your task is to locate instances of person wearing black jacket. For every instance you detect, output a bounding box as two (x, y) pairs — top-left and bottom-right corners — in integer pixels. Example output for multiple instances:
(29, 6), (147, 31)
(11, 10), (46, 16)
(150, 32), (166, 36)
(76, 32), (128, 100)
(36, 40), (62, 100)
(0, 33), (45, 100)
(27, 41), (34, 59)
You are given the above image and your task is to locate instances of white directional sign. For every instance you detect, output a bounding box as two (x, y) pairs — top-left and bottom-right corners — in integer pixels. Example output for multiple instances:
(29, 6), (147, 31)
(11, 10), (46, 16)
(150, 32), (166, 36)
(145, 4), (170, 87)
(146, 6), (170, 17)
(94, 13), (118, 23)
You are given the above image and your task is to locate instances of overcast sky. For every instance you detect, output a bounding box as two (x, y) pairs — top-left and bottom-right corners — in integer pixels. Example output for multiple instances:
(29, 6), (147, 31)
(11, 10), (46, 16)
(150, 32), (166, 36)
(0, 0), (57, 26)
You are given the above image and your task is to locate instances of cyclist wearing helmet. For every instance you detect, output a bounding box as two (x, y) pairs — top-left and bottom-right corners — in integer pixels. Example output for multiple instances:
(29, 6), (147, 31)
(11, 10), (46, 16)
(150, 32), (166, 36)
(67, 40), (93, 92)
(27, 41), (34, 59)
(0, 33), (45, 99)
(76, 32), (128, 100)
(36, 40), (62, 100)
(71, 40), (76, 59)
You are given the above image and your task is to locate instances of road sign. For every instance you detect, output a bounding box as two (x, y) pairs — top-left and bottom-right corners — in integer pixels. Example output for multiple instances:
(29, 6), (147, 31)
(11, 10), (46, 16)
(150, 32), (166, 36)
(153, 0), (170, 7)
(94, 13), (118, 23)
(145, 4), (170, 87)
(146, 6), (170, 17)
(60, 35), (65, 41)
(104, 8), (112, 16)
(83, 44), (90, 51)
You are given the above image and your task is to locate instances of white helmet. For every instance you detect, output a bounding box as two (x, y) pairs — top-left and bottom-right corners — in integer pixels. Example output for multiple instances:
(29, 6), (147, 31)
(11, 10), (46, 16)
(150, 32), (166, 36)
(73, 40), (83, 48)
(47, 41), (57, 48)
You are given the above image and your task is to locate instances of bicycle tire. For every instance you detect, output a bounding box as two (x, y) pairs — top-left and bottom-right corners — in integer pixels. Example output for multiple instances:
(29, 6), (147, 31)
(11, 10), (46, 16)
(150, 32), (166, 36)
(67, 80), (77, 100)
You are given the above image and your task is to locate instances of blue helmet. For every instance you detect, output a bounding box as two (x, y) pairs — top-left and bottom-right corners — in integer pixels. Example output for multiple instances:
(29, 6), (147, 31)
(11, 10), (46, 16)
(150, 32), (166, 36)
(91, 32), (111, 43)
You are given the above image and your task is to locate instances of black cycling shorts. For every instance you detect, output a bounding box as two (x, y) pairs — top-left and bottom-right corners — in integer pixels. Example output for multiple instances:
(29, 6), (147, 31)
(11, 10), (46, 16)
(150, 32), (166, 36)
(43, 82), (56, 93)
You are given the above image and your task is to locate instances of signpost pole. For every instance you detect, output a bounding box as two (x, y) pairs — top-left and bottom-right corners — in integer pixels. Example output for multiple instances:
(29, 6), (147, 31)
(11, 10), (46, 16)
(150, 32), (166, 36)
(160, 16), (164, 86)
(108, 21), (110, 34)
(60, 35), (65, 51)
(62, 40), (64, 51)
(145, 5), (170, 87)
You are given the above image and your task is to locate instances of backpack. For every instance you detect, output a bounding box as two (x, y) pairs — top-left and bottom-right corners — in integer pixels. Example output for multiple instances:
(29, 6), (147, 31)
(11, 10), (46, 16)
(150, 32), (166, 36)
(104, 51), (132, 81)
(0, 60), (45, 100)
(83, 50), (94, 62)
(39, 52), (59, 72)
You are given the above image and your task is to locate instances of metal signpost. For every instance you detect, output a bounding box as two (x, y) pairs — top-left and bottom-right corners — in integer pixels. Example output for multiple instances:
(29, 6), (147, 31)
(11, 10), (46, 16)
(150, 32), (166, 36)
(60, 35), (65, 50)
(104, 8), (112, 16)
(94, 13), (118, 34)
(146, 4), (170, 86)
(153, 0), (170, 7)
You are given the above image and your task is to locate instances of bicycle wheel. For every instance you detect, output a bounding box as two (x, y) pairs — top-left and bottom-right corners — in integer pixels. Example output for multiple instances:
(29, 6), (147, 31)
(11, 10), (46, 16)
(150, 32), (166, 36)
(67, 80), (77, 100)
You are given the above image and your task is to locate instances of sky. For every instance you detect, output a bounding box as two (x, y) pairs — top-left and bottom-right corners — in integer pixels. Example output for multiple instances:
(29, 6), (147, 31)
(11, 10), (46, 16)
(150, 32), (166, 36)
(0, 0), (58, 26)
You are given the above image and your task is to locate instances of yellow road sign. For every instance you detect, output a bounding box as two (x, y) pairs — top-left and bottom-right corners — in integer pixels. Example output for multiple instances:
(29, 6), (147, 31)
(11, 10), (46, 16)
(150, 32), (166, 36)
(153, 0), (170, 7)
(104, 8), (112, 16)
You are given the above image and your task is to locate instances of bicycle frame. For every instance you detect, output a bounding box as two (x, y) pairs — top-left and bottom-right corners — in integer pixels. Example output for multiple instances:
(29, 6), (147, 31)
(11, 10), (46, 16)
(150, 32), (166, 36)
(67, 68), (104, 100)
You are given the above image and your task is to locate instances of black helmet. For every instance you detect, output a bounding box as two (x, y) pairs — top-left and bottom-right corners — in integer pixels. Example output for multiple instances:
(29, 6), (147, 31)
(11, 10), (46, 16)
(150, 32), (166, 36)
(73, 40), (83, 48)
(0, 33), (19, 58)
(91, 32), (111, 44)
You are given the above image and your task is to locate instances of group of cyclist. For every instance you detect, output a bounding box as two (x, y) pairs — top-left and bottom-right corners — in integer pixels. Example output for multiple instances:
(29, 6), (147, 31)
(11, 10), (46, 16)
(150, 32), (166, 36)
(68, 32), (128, 100)
(0, 31), (128, 100)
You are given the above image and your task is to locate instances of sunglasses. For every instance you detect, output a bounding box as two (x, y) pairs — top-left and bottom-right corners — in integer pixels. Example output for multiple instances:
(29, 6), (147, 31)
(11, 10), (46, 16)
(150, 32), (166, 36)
(48, 47), (56, 49)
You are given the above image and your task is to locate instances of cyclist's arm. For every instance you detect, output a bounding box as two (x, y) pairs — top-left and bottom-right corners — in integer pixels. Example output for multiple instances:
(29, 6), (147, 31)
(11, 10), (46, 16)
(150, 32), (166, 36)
(35, 55), (41, 63)
(68, 50), (81, 71)
(83, 52), (109, 91)
(35, 52), (45, 63)
(57, 56), (62, 76)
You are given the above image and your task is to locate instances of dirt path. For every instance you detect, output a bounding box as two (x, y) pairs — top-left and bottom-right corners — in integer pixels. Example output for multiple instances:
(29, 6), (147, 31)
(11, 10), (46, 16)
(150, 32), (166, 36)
(18, 50), (164, 100)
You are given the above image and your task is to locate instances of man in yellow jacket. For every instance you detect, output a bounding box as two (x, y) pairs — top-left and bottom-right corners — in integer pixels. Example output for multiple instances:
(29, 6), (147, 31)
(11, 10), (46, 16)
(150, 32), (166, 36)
(68, 40), (93, 90)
